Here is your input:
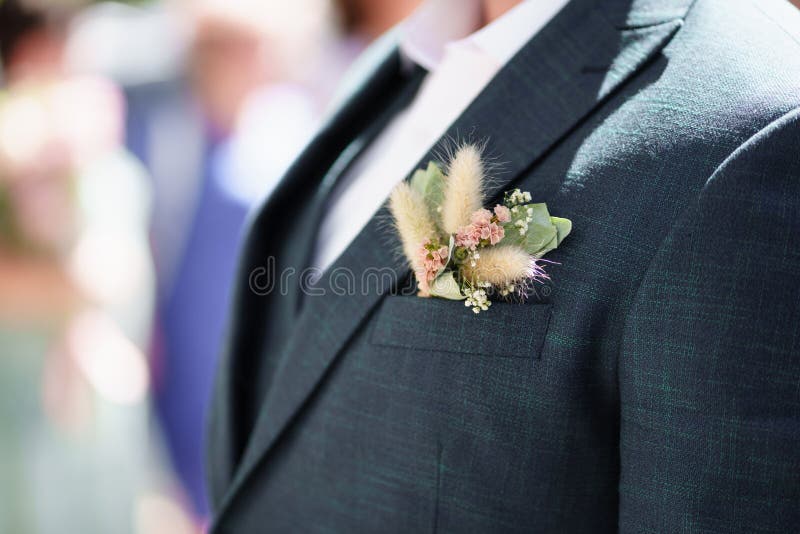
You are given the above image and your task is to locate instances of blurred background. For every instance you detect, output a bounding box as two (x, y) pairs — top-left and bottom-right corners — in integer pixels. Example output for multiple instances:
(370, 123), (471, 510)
(0, 0), (419, 532)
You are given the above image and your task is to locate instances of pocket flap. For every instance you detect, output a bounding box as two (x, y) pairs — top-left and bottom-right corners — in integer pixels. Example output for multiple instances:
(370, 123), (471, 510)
(370, 295), (552, 359)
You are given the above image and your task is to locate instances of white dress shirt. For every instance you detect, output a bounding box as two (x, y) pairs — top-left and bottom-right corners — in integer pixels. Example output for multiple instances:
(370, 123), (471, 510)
(311, 0), (569, 271)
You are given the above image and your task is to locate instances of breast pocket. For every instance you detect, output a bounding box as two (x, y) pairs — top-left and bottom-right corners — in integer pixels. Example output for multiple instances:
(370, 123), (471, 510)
(369, 295), (552, 360)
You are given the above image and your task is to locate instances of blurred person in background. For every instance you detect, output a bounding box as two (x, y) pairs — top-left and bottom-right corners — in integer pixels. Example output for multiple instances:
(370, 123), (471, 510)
(125, 2), (274, 521)
(0, 0), (189, 532)
(111, 0), (419, 522)
(121, 0), (328, 521)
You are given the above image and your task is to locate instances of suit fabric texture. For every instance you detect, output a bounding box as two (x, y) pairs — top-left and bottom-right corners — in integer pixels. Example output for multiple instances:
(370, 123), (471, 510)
(207, 0), (800, 531)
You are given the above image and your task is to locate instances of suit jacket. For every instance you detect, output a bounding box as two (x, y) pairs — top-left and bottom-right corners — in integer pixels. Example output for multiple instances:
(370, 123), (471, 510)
(207, 0), (800, 531)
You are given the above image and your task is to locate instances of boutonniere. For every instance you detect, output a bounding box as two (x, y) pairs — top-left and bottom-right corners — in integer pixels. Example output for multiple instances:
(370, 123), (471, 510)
(389, 144), (571, 313)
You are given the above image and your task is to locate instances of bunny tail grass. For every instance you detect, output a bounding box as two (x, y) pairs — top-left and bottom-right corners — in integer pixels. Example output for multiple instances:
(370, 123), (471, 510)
(441, 144), (485, 234)
(462, 245), (537, 286)
(389, 182), (438, 270)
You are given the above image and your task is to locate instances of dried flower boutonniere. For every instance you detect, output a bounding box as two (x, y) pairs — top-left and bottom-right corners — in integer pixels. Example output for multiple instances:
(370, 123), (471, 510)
(389, 144), (571, 313)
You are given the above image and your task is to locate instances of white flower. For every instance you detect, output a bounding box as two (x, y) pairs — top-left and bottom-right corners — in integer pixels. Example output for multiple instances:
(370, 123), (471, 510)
(499, 283), (516, 297)
(506, 188), (534, 207)
(464, 287), (492, 313)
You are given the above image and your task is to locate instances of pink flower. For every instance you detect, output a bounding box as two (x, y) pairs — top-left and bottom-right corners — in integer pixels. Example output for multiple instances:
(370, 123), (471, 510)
(487, 222), (505, 245)
(470, 208), (493, 226)
(415, 241), (449, 289)
(455, 219), (505, 248)
(455, 224), (481, 249)
(476, 221), (505, 245)
(494, 204), (511, 223)
(423, 246), (449, 273)
(415, 266), (431, 294)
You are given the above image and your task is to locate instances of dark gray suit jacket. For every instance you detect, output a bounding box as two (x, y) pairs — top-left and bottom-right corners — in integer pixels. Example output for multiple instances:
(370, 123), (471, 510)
(208, 0), (800, 531)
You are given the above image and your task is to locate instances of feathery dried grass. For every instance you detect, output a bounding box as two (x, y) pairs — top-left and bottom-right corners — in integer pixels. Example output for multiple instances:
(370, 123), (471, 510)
(441, 144), (484, 234)
(389, 182), (438, 271)
(461, 245), (533, 286)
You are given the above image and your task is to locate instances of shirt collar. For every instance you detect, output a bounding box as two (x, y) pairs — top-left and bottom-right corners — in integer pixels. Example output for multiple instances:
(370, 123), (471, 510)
(399, 0), (570, 71)
(399, 0), (483, 71)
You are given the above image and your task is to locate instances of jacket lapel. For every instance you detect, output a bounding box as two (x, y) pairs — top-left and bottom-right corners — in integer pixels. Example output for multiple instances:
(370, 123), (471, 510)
(215, 0), (692, 520)
(208, 43), (417, 506)
(294, 64), (427, 312)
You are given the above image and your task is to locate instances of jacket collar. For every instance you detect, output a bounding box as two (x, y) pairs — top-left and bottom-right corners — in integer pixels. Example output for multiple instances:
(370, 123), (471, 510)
(213, 0), (694, 524)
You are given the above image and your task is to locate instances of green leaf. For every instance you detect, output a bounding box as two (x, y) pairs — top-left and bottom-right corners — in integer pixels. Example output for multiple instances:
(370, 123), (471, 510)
(503, 203), (554, 254)
(534, 233), (559, 258)
(524, 203), (558, 252)
(429, 271), (465, 300)
(410, 161), (446, 226)
(550, 216), (572, 245)
(502, 203), (572, 257)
